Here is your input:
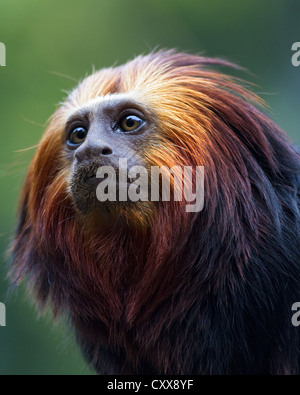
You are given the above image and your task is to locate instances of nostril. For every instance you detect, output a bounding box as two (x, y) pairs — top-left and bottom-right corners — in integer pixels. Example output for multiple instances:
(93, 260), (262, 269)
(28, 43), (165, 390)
(101, 147), (113, 156)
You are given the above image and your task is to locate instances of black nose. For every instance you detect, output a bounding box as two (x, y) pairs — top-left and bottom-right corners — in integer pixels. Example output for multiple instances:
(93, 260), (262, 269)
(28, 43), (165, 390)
(74, 143), (113, 162)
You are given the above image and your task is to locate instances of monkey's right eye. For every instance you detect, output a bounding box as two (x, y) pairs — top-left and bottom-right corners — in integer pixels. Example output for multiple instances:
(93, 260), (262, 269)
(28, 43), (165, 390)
(68, 127), (87, 146)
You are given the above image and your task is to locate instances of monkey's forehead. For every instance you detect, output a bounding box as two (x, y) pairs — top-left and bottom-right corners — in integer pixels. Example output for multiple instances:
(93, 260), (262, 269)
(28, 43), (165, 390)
(64, 59), (170, 110)
(61, 54), (197, 119)
(61, 92), (156, 123)
(67, 92), (144, 114)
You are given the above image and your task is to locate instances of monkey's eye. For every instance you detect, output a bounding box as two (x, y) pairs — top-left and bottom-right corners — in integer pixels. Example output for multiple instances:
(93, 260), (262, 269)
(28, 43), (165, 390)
(68, 127), (87, 145)
(119, 115), (144, 132)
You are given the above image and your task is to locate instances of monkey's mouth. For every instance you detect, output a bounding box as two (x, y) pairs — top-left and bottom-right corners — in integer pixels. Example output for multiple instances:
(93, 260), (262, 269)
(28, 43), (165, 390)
(80, 168), (137, 187)
(79, 169), (96, 185)
(70, 164), (144, 214)
(82, 168), (100, 185)
(75, 163), (138, 183)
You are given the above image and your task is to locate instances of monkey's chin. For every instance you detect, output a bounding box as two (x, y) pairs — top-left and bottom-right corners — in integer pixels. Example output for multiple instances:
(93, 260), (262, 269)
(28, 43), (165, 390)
(71, 183), (155, 228)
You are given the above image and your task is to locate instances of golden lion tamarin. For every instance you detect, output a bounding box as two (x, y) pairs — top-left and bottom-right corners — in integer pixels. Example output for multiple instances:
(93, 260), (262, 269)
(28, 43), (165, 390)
(11, 50), (300, 374)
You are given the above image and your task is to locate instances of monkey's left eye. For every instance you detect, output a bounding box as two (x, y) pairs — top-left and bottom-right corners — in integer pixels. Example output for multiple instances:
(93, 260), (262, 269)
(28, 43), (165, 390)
(68, 127), (87, 145)
(119, 115), (144, 132)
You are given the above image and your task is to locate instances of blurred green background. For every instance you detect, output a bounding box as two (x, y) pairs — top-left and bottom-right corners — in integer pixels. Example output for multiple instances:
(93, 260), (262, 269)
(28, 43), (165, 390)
(0, 0), (299, 375)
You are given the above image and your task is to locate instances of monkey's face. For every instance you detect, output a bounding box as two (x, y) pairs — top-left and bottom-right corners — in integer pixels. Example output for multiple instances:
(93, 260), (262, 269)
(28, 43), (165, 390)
(29, 53), (219, 229)
(63, 95), (157, 216)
